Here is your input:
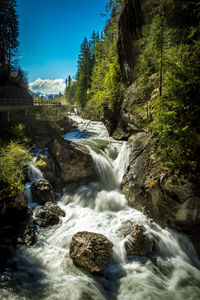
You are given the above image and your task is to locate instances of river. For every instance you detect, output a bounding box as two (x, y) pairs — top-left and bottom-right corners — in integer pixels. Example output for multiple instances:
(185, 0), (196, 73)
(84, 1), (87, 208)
(1, 116), (200, 300)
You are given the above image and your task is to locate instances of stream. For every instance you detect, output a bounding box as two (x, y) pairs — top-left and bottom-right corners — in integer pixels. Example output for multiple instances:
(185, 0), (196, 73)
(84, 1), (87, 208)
(1, 116), (200, 300)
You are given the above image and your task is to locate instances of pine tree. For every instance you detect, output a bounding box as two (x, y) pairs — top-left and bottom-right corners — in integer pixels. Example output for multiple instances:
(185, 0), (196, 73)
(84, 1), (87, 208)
(76, 37), (93, 109)
(0, 0), (19, 71)
(68, 75), (72, 86)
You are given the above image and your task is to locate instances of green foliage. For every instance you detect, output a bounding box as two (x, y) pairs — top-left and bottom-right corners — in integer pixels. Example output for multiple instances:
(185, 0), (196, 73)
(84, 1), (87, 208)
(150, 41), (200, 177)
(0, 0), (19, 70)
(76, 36), (94, 109)
(0, 121), (30, 144)
(134, 0), (200, 178)
(0, 142), (30, 200)
(65, 79), (77, 104)
(89, 38), (120, 115)
(84, 4), (121, 118)
(35, 106), (68, 133)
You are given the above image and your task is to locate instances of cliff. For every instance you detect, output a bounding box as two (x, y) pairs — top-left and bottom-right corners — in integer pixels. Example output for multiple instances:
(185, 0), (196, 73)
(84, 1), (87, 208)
(110, 0), (200, 255)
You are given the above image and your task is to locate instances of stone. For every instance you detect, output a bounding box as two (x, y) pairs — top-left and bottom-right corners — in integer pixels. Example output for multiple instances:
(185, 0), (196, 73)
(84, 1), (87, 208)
(23, 224), (36, 246)
(17, 224), (36, 247)
(176, 197), (200, 229)
(31, 179), (55, 205)
(26, 120), (58, 148)
(121, 132), (180, 228)
(69, 231), (113, 273)
(119, 223), (153, 256)
(33, 202), (65, 227)
(121, 132), (151, 211)
(36, 154), (55, 184)
(48, 136), (96, 185)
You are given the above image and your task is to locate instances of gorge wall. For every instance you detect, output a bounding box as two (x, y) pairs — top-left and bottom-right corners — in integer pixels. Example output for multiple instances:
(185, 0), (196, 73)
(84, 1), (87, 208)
(108, 0), (200, 256)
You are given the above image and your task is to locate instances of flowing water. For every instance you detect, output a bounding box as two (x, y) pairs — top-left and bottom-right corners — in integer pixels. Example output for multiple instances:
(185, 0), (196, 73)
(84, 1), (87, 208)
(1, 116), (200, 300)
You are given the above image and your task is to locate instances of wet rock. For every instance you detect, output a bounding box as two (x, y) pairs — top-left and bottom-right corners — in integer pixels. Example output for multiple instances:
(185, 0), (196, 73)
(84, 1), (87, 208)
(48, 136), (96, 186)
(17, 224), (36, 246)
(31, 179), (55, 205)
(69, 231), (113, 273)
(33, 202), (65, 227)
(121, 132), (181, 228)
(119, 223), (153, 256)
(176, 197), (200, 229)
(36, 153), (55, 184)
(121, 132), (152, 211)
(23, 224), (36, 246)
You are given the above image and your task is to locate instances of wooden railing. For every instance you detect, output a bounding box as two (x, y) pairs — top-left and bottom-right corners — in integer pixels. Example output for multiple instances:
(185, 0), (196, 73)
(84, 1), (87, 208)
(0, 98), (33, 106)
(33, 99), (61, 106)
(0, 99), (61, 107)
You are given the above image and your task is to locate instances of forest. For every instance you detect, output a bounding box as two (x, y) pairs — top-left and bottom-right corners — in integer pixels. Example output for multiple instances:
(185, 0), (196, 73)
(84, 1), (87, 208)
(0, 0), (200, 299)
(66, 0), (200, 181)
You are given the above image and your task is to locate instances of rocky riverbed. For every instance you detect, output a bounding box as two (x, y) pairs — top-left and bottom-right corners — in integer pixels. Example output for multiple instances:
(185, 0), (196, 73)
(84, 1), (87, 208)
(0, 116), (200, 300)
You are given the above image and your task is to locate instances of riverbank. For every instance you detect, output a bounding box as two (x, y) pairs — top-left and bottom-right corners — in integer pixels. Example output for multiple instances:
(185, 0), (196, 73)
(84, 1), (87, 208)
(0, 116), (200, 300)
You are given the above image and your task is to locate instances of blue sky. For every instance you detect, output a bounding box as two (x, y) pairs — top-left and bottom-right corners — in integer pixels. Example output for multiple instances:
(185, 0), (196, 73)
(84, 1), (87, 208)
(17, 0), (107, 93)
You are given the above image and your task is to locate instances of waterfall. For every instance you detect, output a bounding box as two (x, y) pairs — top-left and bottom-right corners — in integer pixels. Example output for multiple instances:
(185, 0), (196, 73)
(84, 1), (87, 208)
(28, 163), (43, 181)
(24, 161), (43, 206)
(2, 116), (200, 300)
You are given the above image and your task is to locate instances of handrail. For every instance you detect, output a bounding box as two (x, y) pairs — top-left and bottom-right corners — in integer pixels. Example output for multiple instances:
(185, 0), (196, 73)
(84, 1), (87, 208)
(33, 99), (61, 106)
(0, 99), (61, 106)
(0, 99), (33, 106)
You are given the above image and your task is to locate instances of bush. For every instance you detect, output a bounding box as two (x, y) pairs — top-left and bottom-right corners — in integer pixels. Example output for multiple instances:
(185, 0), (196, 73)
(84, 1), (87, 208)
(0, 142), (30, 201)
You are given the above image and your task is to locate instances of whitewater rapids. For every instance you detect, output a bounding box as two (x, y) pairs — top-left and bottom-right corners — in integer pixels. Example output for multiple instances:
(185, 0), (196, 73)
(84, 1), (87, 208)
(1, 116), (200, 300)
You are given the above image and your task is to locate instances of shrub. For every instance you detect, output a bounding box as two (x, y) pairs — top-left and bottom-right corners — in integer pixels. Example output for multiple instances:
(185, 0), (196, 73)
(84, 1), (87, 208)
(0, 142), (30, 201)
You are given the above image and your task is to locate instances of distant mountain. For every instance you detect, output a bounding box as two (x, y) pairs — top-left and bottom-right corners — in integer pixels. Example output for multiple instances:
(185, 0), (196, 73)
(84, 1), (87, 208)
(29, 90), (59, 99)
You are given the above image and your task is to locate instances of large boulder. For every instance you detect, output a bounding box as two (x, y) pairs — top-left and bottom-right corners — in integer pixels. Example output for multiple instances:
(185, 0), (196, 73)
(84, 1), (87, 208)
(48, 136), (96, 187)
(33, 202), (65, 227)
(31, 179), (55, 205)
(119, 223), (153, 256)
(69, 231), (113, 273)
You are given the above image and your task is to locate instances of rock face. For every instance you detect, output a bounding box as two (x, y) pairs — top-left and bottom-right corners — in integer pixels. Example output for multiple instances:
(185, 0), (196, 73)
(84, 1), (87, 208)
(119, 223), (153, 256)
(36, 154), (55, 184)
(117, 0), (143, 85)
(26, 120), (59, 149)
(122, 132), (179, 227)
(33, 202), (65, 227)
(49, 136), (96, 187)
(31, 179), (55, 205)
(176, 197), (200, 229)
(121, 132), (200, 256)
(69, 231), (113, 273)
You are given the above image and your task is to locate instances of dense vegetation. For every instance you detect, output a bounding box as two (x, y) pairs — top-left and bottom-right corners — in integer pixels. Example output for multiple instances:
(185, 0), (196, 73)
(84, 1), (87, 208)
(0, 106), (71, 205)
(0, 142), (30, 200)
(136, 0), (200, 178)
(70, 0), (200, 180)
(0, 0), (28, 92)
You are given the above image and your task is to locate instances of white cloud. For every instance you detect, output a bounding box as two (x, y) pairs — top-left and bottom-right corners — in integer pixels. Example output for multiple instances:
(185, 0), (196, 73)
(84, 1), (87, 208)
(29, 78), (65, 94)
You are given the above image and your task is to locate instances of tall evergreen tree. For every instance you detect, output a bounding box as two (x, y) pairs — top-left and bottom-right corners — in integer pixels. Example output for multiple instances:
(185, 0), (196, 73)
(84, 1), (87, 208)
(76, 37), (93, 109)
(68, 75), (72, 86)
(0, 0), (19, 71)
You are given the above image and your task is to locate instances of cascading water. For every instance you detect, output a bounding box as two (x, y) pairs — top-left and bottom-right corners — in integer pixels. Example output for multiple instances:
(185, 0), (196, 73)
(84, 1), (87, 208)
(24, 157), (43, 206)
(1, 116), (200, 300)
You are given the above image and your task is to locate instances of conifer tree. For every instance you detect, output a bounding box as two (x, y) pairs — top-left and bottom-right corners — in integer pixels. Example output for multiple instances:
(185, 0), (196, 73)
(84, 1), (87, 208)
(76, 37), (94, 109)
(0, 0), (19, 71)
